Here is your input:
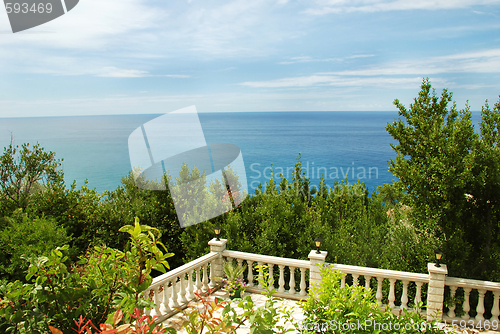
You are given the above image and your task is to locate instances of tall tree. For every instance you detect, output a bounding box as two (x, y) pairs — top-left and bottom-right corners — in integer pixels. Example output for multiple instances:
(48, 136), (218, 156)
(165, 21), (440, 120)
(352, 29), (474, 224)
(386, 78), (500, 280)
(0, 143), (63, 215)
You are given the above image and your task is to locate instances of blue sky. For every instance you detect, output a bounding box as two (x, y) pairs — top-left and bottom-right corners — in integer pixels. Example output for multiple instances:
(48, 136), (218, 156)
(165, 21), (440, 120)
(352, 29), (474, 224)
(0, 0), (499, 117)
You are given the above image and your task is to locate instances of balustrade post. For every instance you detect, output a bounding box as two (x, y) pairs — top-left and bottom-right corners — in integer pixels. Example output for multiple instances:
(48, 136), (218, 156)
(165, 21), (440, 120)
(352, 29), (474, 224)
(308, 250), (328, 294)
(427, 263), (448, 321)
(208, 238), (227, 287)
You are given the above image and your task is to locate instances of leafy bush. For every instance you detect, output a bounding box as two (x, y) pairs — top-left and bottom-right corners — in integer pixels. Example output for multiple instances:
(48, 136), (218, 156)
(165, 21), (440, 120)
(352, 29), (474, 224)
(0, 209), (70, 282)
(0, 218), (173, 334)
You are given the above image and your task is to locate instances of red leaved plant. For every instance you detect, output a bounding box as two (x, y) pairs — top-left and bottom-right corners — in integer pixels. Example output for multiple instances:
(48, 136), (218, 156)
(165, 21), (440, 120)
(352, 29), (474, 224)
(49, 308), (173, 334)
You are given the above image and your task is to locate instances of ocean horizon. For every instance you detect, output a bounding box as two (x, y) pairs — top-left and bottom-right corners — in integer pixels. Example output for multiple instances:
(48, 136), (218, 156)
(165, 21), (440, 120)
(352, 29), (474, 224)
(0, 111), (483, 195)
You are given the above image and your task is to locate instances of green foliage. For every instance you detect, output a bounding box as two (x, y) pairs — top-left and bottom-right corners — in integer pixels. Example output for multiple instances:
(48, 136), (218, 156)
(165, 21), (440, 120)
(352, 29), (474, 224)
(300, 264), (444, 334)
(0, 143), (63, 215)
(175, 288), (235, 334)
(223, 260), (247, 281)
(28, 180), (102, 259)
(387, 78), (500, 280)
(221, 260), (248, 297)
(181, 154), (433, 278)
(222, 264), (296, 333)
(0, 209), (70, 282)
(100, 173), (184, 269)
(0, 219), (173, 334)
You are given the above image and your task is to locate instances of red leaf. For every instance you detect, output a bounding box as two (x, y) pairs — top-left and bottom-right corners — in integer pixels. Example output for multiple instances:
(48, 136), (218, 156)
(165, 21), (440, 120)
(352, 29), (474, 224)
(48, 326), (63, 334)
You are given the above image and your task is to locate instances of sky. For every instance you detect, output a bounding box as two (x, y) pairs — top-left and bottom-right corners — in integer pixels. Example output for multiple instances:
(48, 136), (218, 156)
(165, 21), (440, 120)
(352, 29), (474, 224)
(0, 0), (499, 117)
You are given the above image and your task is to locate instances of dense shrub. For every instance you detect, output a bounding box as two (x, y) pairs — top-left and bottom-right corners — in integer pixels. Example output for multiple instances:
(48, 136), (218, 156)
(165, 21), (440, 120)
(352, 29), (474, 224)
(0, 209), (70, 282)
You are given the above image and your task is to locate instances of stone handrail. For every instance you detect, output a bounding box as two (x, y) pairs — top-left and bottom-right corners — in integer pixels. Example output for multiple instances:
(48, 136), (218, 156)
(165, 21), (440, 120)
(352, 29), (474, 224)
(222, 249), (310, 300)
(333, 263), (429, 283)
(444, 276), (500, 325)
(329, 262), (430, 316)
(143, 251), (220, 323)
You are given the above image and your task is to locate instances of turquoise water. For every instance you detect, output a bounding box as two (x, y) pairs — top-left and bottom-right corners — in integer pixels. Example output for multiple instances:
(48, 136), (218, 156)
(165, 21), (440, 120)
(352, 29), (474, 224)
(0, 111), (482, 195)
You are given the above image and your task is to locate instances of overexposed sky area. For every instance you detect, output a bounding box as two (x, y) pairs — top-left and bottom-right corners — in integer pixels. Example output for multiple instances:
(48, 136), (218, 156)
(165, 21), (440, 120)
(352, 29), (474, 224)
(0, 0), (499, 117)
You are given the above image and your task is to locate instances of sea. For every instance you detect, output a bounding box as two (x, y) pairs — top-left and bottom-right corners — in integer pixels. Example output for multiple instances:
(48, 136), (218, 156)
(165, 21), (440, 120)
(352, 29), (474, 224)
(0, 111), (483, 196)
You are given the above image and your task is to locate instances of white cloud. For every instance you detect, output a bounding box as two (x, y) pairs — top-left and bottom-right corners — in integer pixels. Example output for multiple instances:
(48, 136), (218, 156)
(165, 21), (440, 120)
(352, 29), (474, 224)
(240, 48), (500, 89)
(320, 48), (500, 76)
(304, 0), (500, 15)
(278, 54), (375, 65)
(0, 0), (304, 76)
(240, 75), (422, 88)
(96, 67), (191, 78)
(97, 67), (149, 78)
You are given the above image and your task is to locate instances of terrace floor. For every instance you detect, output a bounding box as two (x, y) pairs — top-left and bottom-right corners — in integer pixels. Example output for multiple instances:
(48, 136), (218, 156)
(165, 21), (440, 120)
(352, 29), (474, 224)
(161, 290), (304, 333)
(160, 290), (500, 334)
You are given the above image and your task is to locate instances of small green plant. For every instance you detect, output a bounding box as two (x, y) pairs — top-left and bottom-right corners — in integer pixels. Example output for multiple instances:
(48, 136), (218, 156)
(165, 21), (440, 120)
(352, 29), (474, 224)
(221, 260), (248, 297)
(222, 264), (296, 333)
(299, 264), (444, 334)
(174, 288), (235, 334)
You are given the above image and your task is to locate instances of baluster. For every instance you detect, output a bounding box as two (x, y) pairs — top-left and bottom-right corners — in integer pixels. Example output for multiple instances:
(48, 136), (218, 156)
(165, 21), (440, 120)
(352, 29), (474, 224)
(364, 276), (372, 289)
(268, 264), (274, 288)
(196, 267), (202, 292)
(202, 264), (209, 291)
(475, 289), (486, 321)
(258, 262), (264, 288)
(170, 278), (179, 309)
(491, 291), (500, 322)
(341, 275), (346, 288)
(209, 262), (216, 289)
(352, 274), (359, 285)
(462, 287), (472, 320)
(237, 258), (244, 279)
(388, 278), (396, 309)
(447, 286), (457, 318)
(376, 277), (383, 304)
(187, 270), (195, 300)
(415, 282), (422, 311)
(247, 260), (254, 287)
(278, 265), (285, 293)
(289, 266), (296, 294)
(162, 283), (171, 314)
(153, 286), (160, 315)
(401, 280), (409, 310)
(178, 273), (187, 304)
(300, 267), (307, 296)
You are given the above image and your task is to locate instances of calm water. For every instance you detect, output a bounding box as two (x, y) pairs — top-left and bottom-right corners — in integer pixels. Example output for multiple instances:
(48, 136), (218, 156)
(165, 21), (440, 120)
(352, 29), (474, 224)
(0, 111), (483, 195)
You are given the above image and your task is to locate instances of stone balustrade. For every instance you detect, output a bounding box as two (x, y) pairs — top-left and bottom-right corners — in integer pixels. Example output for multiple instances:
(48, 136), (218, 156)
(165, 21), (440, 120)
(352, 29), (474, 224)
(222, 249), (312, 300)
(331, 262), (431, 317)
(143, 238), (500, 328)
(444, 276), (500, 327)
(142, 251), (219, 323)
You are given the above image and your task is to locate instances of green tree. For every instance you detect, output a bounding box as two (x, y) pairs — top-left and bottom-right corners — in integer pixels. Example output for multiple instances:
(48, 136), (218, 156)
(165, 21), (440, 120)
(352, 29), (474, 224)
(386, 78), (500, 280)
(0, 143), (63, 216)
